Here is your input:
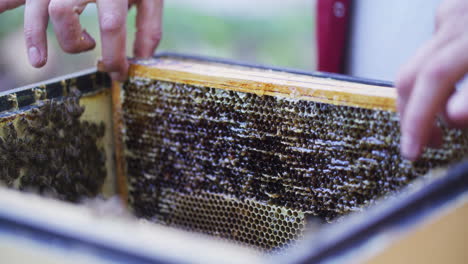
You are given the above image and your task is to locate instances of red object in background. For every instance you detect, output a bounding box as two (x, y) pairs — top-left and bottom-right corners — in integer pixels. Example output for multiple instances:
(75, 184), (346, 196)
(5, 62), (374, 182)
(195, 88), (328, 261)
(316, 0), (352, 73)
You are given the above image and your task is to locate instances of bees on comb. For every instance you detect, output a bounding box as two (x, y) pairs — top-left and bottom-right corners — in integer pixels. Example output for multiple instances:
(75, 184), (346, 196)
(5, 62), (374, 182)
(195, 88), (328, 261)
(0, 88), (107, 202)
(122, 78), (468, 251)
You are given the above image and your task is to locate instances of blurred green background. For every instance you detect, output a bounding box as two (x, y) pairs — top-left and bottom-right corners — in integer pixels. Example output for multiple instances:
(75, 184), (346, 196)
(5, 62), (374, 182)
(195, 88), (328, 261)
(0, 0), (316, 90)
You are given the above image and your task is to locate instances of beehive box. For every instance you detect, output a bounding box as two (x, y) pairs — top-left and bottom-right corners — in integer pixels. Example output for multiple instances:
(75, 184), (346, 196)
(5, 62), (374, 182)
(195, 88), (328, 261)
(0, 54), (467, 264)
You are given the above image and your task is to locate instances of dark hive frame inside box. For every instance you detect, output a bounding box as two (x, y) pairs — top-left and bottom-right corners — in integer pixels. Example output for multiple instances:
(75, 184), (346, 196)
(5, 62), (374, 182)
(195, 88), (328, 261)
(119, 55), (468, 251)
(0, 71), (112, 200)
(0, 54), (467, 264)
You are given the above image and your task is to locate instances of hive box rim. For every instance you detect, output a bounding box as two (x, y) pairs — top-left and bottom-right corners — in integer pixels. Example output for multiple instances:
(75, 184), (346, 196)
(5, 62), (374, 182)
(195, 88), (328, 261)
(0, 68), (111, 114)
(1, 53), (466, 263)
(152, 52), (394, 88)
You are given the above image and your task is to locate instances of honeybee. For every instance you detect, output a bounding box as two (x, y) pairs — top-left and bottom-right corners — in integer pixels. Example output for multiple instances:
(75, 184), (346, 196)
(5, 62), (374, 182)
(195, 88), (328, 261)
(3, 122), (17, 140)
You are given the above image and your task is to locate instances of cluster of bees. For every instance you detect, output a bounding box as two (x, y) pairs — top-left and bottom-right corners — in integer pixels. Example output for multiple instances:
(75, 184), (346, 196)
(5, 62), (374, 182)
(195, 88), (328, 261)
(0, 89), (106, 202)
(122, 78), (468, 250)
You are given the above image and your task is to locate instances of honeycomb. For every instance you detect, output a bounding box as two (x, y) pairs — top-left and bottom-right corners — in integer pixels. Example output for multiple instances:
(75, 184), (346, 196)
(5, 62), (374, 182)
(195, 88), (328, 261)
(122, 77), (468, 252)
(0, 89), (107, 202)
(155, 188), (305, 251)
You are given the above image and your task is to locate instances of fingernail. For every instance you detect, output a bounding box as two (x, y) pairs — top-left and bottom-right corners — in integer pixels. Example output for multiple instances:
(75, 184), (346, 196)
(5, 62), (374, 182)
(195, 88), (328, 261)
(81, 30), (96, 48)
(401, 135), (420, 161)
(96, 58), (105, 72)
(28, 46), (41, 66)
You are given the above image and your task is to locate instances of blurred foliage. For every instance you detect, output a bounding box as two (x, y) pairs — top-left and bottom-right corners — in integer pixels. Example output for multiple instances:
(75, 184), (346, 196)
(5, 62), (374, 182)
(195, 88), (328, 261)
(0, 7), (24, 37)
(155, 6), (314, 69)
(0, 2), (315, 87)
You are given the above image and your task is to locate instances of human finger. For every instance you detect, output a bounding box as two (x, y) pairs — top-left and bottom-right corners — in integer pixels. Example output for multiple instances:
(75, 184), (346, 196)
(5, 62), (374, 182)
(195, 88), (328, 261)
(133, 0), (163, 58)
(401, 36), (468, 160)
(96, 0), (129, 81)
(427, 125), (443, 148)
(48, 0), (96, 53)
(0, 0), (24, 13)
(24, 0), (50, 67)
(435, 0), (468, 31)
(447, 85), (468, 127)
(396, 22), (464, 117)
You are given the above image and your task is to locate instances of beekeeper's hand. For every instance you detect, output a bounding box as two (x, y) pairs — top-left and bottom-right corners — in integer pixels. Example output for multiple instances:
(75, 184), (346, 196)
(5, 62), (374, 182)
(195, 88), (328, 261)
(0, 0), (163, 81)
(396, 0), (468, 160)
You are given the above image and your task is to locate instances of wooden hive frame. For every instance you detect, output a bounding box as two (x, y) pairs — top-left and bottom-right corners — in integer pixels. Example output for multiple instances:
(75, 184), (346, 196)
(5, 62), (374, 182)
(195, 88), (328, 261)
(113, 54), (398, 210)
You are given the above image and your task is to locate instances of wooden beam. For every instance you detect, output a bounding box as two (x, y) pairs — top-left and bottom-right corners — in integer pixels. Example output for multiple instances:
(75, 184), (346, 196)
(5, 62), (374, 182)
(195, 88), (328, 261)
(129, 57), (397, 111)
(111, 81), (128, 205)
